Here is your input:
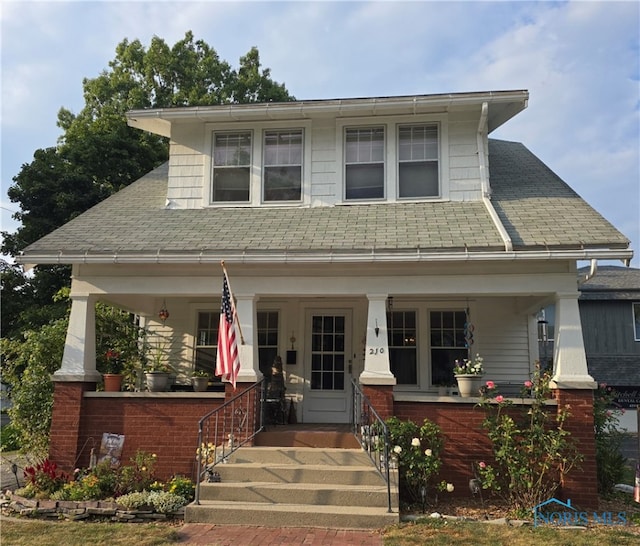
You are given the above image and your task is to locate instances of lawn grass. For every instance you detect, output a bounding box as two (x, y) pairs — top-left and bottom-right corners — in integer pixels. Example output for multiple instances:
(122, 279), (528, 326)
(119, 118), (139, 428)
(2, 516), (640, 546)
(0, 519), (180, 546)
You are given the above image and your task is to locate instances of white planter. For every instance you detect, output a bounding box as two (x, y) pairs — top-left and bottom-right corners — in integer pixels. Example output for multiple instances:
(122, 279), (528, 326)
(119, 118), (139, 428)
(145, 372), (169, 392)
(455, 374), (484, 398)
(191, 377), (209, 392)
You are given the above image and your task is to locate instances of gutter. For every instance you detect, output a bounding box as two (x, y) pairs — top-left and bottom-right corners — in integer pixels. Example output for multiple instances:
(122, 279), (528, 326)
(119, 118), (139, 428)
(477, 102), (513, 252)
(17, 247), (634, 269)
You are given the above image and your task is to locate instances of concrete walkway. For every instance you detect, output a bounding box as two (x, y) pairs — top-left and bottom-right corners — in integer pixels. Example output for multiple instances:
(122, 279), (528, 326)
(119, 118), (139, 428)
(175, 524), (385, 545)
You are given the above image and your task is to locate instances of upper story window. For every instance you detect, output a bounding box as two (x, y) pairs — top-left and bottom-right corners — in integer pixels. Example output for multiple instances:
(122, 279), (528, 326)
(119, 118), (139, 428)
(212, 132), (251, 202)
(633, 303), (640, 341)
(344, 127), (385, 200)
(264, 130), (302, 202)
(398, 125), (439, 198)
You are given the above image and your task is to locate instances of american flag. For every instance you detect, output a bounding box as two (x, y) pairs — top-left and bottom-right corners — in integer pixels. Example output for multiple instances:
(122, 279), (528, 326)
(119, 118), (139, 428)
(215, 272), (240, 389)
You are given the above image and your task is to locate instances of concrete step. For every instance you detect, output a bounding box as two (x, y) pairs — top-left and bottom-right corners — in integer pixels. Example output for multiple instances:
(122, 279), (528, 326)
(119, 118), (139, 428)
(186, 441), (399, 529)
(211, 462), (387, 486)
(255, 429), (360, 448)
(197, 480), (393, 507)
(185, 500), (398, 529)
(226, 446), (373, 466)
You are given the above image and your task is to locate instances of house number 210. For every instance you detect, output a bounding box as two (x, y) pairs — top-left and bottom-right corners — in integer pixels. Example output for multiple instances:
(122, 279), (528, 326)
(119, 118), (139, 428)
(368, 347), (385, 355)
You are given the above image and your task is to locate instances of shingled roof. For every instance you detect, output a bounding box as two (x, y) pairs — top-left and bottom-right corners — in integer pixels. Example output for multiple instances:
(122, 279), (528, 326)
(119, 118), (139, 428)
(18, 139), (630, 264)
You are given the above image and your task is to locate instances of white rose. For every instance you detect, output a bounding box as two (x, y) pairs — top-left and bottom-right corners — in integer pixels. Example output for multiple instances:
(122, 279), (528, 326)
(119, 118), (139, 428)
(393, 445), (402, 454)
(425, 449), (432, 456)
(446, 483), (455, 493)
(411, 438), (421, 447)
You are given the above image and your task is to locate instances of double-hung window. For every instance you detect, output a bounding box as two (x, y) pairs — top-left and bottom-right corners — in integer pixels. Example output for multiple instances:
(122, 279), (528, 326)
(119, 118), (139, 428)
(398, 125), (439, 198)
(264, 130), (302, 202)
(345, 127), (385, 200)
(387, 311), (417, 385)
(195, 311), (222, 384)
(430, 310), (468, 386)
(212, 132), (251, 202)
(257, 311), (279, 376)
(634, 303), (640, 341)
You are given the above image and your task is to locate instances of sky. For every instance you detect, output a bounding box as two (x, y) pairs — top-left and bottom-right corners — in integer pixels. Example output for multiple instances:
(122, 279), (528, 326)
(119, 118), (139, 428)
(1, 0), (639, 267)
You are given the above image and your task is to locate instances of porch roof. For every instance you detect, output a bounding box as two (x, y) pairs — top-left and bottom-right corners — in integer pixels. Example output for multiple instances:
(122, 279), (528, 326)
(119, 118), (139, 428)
(17, 139), (631, 267)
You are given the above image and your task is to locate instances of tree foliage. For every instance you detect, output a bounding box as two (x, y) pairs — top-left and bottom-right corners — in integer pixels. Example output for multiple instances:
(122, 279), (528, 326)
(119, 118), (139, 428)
(2, 33), (293, 339)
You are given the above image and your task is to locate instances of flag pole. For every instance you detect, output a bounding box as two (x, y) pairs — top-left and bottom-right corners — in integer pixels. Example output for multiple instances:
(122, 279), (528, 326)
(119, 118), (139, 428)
(220, 260), (245, 345)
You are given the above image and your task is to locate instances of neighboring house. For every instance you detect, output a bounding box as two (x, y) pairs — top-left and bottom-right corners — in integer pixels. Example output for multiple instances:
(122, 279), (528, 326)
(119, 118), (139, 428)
(16, 90), (632, 508)
(579, 266), (640, 431)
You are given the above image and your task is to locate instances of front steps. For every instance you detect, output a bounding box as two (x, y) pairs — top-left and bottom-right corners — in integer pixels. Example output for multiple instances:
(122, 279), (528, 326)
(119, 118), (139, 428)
(185, 445), (399, 529)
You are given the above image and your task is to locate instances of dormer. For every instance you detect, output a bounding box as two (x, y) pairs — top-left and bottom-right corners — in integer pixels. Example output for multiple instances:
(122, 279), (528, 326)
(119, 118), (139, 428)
(126, 90), (528, 209)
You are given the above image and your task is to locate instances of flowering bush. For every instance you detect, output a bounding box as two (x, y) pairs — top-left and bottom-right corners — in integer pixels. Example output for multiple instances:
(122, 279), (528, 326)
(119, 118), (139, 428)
(196, 441), (218, 465)
(594, 383), (627, 494)
(386, 417), (451, 509)
(476, 362), (582, 512)
(22, 459), (69, 498)
(453, 354), (484, 375)
(115, 450), (157, 496)
(101, 349), (123, 374)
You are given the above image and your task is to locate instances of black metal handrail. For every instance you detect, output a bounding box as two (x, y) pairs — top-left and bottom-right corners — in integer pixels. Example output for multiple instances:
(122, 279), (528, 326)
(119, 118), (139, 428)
(194, 378), (266, 504)
(351, 379), (393, 513)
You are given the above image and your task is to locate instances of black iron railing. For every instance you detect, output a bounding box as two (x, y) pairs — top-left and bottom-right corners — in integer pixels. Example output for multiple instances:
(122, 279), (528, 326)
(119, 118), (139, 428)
(194, 378), (266, 504)
(351, 379), (393, 513)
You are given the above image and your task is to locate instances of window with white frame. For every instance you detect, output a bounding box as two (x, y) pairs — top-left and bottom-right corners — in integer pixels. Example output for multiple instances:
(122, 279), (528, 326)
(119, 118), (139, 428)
(398, 125), (439, 198)
(263, 130), (302, 202)
(344, 127), (385, 200)
(257, 311), (279, 377)
(634, 303), (640, 341)
(212, 132), (251, 202)
(430, 310), (468, 386)
(195, 311), (222, 385)
(387, 310), (417, 385)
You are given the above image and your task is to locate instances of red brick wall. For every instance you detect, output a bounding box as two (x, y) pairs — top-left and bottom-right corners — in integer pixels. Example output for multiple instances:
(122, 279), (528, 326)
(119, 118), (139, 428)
(394, 400), (492, 494)
(362, 385), (394, 420)
(49, 382), (96, 471)
(49, 384), (224, 481)
(554, 389), (598, 509)
(393, 393), (598, 510)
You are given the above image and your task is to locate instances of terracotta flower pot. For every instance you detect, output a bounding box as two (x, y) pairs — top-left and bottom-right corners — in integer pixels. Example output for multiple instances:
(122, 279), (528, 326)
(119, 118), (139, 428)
(103, 374), (123, 392)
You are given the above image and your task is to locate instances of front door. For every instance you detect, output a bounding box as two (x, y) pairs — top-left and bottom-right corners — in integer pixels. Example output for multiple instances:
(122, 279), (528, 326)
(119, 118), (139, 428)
(302, 310), (352, 423)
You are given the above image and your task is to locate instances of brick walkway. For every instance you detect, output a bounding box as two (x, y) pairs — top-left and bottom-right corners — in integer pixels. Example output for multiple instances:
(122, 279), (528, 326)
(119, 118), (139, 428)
(176, 524), (385, 545)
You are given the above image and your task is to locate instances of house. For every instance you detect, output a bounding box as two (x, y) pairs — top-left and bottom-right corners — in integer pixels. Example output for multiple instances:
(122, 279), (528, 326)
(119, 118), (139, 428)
(16, 90), (633, 510)
(579, 266), (640, 432)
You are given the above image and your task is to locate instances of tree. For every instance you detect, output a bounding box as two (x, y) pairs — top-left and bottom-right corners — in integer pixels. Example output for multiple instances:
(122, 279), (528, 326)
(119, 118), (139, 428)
(2, 33), (293, 338)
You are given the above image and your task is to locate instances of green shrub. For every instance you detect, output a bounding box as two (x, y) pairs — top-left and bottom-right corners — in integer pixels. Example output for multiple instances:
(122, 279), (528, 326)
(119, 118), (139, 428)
(115, 450), (157, 496)
(476, 363), (582, 512)
(594, 383), (628, 494)
(0, 422), (21, 452)
(147, 490), (187, 513)
(386, 416), (451, 508)
(164, 475), (195, 502)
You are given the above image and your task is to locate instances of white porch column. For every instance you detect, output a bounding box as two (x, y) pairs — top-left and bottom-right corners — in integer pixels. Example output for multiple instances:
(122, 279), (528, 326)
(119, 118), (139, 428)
(359, 294), (396, 386)
(550, 292), (596, 389)
(234, 294), (263, 383)
(54, 295), (101, 382)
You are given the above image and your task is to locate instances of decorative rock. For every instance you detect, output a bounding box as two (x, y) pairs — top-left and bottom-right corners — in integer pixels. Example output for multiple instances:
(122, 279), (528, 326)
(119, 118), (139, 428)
(429, 512), (442, 518)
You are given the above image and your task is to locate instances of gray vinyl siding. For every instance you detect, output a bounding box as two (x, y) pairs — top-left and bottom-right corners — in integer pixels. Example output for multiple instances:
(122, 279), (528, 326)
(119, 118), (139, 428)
(580, 300), (640, 355)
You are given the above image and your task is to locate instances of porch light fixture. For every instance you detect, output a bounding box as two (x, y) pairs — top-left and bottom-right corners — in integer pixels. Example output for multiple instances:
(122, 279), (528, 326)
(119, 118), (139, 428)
(375, 319), (380, 338)
(158, 300), (170, 323)
(387, 296), (393, 311)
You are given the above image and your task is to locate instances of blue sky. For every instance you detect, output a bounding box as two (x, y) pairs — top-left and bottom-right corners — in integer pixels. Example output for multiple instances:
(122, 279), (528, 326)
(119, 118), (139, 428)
(1, 0), (639, 266)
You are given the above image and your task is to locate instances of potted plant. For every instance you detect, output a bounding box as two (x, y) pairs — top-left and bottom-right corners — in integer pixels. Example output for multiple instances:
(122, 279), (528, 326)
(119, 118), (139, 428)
(436, 381), (451, 396)
(101, 349), (124, 392)
(191, 369), (210, 392)
(453, 354), (484, 397)
(144, 342), (173, 392)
